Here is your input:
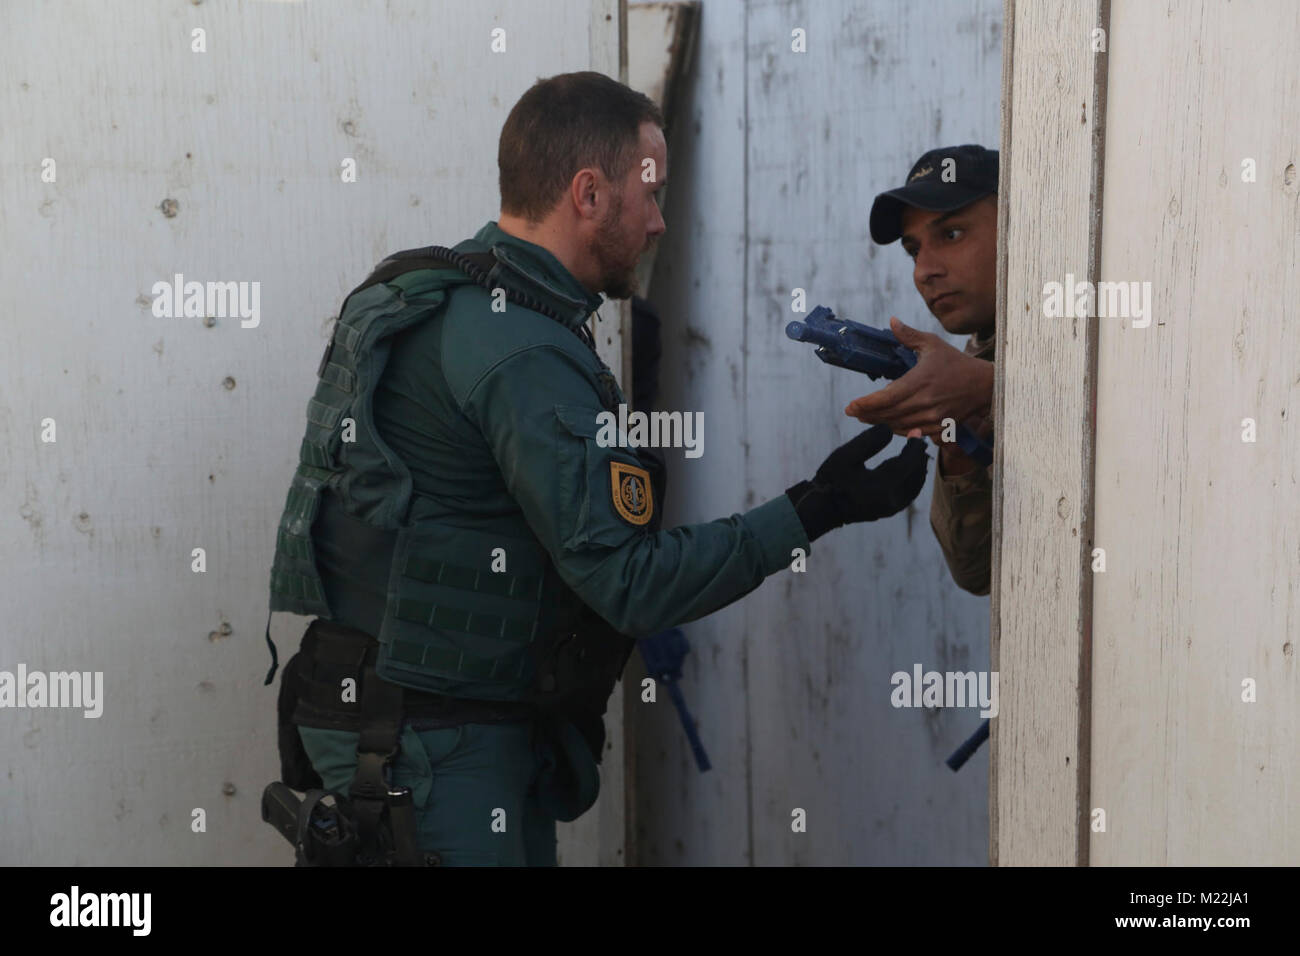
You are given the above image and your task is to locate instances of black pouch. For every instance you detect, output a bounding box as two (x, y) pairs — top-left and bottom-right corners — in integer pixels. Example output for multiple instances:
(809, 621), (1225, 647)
(531, 715), (601, 822)
(277, 626), (325, 792)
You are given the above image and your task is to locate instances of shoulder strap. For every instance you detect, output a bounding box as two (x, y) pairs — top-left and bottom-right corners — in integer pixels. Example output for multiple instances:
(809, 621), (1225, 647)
(322, 246), (598, 378)
(317, 248), (491, 379)
(350, 247), (498, 300)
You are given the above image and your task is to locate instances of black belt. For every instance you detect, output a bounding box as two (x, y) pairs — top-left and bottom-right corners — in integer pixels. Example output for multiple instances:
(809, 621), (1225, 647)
(291, 618), (540, 731)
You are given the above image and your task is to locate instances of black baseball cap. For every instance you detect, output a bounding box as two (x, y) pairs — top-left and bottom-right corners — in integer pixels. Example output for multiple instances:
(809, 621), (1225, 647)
(869, 144), (998, 244)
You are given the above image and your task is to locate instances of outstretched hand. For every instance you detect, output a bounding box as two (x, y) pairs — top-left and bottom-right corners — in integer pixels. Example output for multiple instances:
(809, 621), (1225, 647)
(786, 424), (931, 541)
(843, 318), (993, 439)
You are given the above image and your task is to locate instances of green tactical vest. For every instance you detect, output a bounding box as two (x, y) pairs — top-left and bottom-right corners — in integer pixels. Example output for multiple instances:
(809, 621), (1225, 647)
(267, 240), (638, 709)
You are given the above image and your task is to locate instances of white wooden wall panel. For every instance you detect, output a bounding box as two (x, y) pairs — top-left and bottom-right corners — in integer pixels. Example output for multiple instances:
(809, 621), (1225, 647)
(992, 0), (1103, 866)
(999, 0), (1300, 866)
(0, 0), (617, 866)
(630, 0), (756, 865)
(639, 0), (1001, 865)
(1089, 0), (1300, 865)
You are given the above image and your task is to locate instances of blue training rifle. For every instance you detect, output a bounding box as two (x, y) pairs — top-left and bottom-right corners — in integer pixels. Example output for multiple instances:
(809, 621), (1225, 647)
(787, 306), (994, 768)
(638, 628), (711, 773)
(945, 719), (989, 772)
(785, 305), (993, 467)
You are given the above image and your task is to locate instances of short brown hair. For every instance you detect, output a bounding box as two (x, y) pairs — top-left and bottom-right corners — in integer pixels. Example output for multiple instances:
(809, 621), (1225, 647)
(499, 72), (664, 223)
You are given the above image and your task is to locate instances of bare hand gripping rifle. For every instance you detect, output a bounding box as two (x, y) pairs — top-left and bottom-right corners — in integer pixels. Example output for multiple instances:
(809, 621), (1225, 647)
(785, 306), (993, 467)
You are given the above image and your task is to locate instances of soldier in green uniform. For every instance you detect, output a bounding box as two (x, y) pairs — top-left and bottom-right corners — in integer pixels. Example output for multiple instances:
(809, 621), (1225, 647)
(266, 71), (929, 866)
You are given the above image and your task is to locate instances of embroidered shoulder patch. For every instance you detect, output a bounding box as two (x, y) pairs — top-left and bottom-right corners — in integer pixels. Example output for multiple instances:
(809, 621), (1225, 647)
(610, 461), (653, 526)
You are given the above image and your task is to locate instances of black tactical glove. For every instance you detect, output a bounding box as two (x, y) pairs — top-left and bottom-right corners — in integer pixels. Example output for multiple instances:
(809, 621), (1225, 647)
(785, 424), (930, 542)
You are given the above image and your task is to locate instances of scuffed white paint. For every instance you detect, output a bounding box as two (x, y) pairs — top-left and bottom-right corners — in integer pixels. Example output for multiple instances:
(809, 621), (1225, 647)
(0, 0), (616, 865)
(637, 0), (1000, 865)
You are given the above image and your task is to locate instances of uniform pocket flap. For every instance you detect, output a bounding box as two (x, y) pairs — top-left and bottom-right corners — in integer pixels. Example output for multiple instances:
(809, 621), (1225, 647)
(553, 404), (606, 440)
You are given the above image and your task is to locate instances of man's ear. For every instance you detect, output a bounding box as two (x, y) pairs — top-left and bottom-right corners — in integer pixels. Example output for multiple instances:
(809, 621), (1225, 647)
(570, 168), (602, 222)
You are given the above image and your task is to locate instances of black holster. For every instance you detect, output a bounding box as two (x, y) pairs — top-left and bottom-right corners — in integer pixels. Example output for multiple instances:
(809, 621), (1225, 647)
(267, 622), (441, 866)
(276, 641), (324, 792)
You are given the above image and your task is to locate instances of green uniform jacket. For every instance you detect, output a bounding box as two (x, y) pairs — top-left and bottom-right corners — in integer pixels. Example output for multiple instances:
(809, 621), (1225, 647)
(322, 221), (810, 641)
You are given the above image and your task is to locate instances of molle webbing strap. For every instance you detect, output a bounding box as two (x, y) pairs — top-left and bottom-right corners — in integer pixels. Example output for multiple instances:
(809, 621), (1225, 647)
(347, 661), (404, 856)
(293, 620), (540, 726)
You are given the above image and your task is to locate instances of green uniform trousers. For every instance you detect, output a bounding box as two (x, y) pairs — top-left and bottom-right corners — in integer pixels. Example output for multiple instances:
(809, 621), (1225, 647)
(297, 720), (559, 866)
